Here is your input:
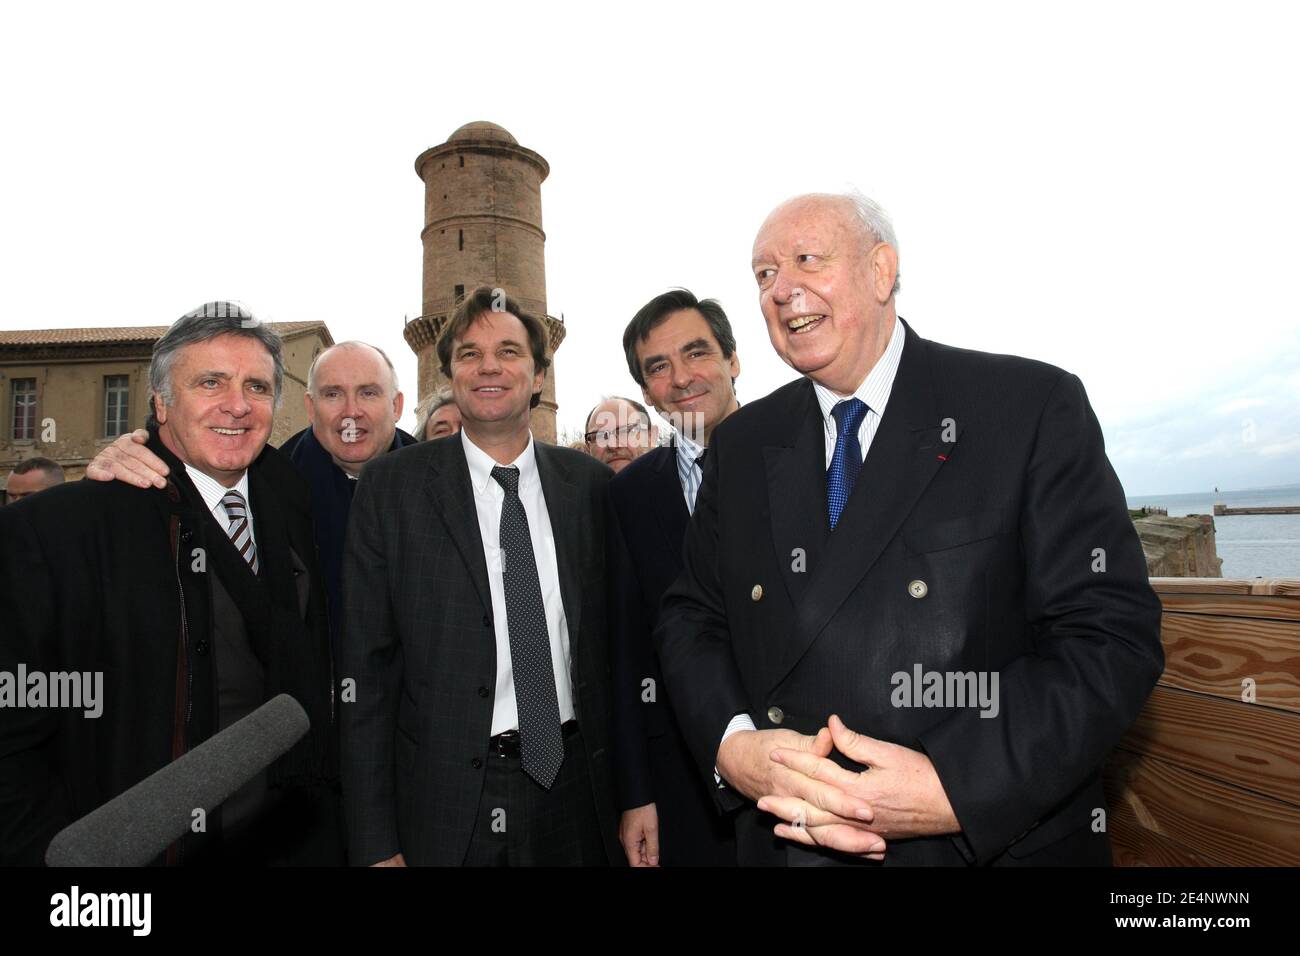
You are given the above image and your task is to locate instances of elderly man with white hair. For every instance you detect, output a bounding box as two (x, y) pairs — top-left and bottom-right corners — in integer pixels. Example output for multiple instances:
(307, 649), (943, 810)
(655, 192), (1163, 867)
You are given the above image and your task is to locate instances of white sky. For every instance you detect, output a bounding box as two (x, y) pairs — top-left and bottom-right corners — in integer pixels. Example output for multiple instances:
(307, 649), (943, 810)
(2, 0), (1296, 496)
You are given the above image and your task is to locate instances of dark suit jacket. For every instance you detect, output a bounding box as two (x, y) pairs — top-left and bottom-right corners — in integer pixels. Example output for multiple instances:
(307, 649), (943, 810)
(608, 443), (736, 863)
(279, 425), (419, 650)
(340, 433), (621, 866)
(0, 433), (338, 866)
(655, 320), (1164, 866)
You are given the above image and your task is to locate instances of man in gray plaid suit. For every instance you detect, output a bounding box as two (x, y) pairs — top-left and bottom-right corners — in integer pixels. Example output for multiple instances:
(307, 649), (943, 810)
(341, 287), (621, 866)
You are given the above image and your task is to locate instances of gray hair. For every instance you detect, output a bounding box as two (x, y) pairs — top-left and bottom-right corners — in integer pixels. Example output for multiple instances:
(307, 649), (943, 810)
(307, 340), (400, 397)
(148, 301), (284, 427)
(793, 190), (901, 296)
(413, 385), (455, 440)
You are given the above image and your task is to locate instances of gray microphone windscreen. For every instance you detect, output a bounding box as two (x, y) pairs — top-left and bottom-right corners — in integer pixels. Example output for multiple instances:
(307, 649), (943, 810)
(44, 693), (309, 866)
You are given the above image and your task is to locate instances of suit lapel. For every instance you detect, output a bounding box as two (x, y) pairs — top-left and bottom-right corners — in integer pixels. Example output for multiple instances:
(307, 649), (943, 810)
(424, 437), (492, 615)
(773, 325), (957, 689)
(764, 381), (828, 606)
(649, 444), (689, 559)
(535, 443), (584, 652)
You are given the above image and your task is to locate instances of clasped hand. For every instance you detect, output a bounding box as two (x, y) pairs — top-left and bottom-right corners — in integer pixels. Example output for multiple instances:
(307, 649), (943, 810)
(717, 714), (960, 860)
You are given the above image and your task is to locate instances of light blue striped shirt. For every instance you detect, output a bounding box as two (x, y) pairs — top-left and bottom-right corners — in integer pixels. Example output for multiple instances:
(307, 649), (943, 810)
(674, 428), (707, 515)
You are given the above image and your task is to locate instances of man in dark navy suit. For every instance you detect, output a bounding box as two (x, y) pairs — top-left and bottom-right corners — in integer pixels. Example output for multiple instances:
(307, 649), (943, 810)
(342, 287), (619, 866)
(656, 194), (1163, 866)
(608, 289), (741, 866)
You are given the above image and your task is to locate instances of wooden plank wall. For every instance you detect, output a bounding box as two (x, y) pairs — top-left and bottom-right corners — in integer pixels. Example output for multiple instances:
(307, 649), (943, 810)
(1103, 578), (1300, 865)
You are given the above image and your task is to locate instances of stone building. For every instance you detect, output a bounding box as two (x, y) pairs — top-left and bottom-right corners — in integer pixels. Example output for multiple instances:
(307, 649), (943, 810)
(1, 321), (333, 488)
(402, 121), (566, 443)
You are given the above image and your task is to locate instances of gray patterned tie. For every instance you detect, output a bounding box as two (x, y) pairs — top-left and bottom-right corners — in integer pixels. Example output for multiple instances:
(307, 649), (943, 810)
(491, 465), (564, 788)
(221, 490), (259, 574)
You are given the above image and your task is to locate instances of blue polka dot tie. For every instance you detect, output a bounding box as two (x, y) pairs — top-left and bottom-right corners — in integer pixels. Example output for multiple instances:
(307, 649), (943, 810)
(827, 399), (868, 530)
(491, 465), (565, 789)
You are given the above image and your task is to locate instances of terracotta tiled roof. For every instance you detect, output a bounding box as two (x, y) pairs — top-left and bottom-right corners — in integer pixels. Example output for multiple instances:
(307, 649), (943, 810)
(0, 321), (328, 347)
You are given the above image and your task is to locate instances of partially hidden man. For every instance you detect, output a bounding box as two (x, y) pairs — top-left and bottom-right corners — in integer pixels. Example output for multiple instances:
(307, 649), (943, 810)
(607, 289), (742, 866)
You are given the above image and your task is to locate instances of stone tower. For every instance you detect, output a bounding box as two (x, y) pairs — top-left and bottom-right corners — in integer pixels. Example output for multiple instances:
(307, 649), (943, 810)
(403, 121), (565, 443)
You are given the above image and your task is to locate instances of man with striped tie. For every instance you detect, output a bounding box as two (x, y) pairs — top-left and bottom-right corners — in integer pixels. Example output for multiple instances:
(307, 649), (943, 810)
(0, 303), (342, 866)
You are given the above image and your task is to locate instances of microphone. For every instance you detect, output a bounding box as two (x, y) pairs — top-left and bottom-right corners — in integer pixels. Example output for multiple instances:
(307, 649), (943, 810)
(45, 693), (309, 867)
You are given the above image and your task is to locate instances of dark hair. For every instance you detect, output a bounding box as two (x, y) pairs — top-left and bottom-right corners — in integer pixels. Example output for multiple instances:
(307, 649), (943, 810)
(436, 287), (551, 409)
(585, 396), (652, 434)
(12, 456), (65, 480)
(622, 289), (736, 387)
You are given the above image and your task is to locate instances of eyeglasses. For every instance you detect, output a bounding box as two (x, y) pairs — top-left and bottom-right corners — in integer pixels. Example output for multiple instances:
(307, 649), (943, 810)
(585, 423), (646, 445)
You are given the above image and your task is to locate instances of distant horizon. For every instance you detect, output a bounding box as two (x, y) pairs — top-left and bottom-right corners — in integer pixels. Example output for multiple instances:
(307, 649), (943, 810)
(1125, 481), (1300, 501)
(2, 5), (1296, 501)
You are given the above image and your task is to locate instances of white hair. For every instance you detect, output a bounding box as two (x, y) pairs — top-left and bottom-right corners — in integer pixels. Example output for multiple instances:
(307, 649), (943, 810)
(787, 190), (902, 296)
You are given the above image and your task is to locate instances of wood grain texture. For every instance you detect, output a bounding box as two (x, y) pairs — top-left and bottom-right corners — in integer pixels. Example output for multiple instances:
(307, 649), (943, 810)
(1103, 748), (1300, 865)
(1157, 613), (1300, 710)
(1120, 685), (1300, 804)
(1104, 786), (1224, 867)
(1155, 590), (1300, 622)
(1150, 578), (1300, 596)
(1152, 578), (1255, 594)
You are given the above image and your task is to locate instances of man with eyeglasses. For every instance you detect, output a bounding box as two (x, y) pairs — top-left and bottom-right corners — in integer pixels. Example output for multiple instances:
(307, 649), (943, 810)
(583, 397), (658, 473)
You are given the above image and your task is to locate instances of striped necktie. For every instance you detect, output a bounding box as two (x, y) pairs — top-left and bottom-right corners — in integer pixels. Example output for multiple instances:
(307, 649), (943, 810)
(221, 490), (259, 574)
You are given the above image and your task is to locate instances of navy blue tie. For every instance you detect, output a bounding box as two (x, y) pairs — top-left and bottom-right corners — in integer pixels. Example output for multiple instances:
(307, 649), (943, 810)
(827, 399), (868, 530)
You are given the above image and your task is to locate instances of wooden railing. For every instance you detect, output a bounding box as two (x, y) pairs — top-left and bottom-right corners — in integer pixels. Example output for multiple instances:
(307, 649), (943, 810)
(1104, 578), (1300, 865)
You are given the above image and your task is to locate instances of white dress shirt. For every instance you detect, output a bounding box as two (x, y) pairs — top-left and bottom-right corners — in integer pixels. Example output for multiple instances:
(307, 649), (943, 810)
(461, 429), (577, 737)
(674, 428), (707, 515)
(812, 313), (905, 468)
(717, 316), (907, 764)
(184, 464), (256, 549)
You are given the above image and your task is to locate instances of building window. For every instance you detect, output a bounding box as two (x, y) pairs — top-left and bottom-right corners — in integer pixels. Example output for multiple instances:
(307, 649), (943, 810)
(454, 284), (465, 303)
(11, 378), (36, 440)
(104, 375), (130, 438)
(458, 229), (464, 251)
(459, 156), (464, 168)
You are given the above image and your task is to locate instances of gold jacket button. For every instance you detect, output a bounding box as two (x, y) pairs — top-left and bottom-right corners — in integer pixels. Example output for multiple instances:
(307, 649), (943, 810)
(908, 579), (928, 599)
(767, 706), (784, 725)
(751, 584), (763, 601)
